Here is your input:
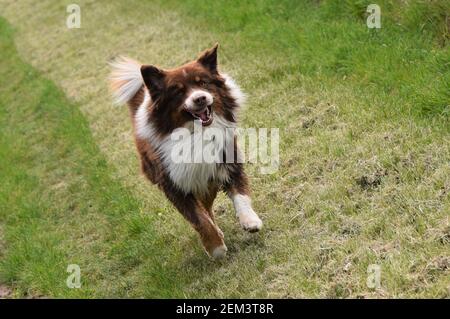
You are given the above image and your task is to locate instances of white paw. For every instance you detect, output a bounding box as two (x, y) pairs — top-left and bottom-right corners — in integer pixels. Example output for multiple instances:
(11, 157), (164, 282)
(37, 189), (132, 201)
(211, 245), (228, 259)
(239, 213), (263, 232)
(231, 194), (263, 233)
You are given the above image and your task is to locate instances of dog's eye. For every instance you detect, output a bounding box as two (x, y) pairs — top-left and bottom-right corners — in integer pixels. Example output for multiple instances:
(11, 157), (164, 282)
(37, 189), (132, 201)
(195, 76), (208, 87)
(169, 84), (185, 96)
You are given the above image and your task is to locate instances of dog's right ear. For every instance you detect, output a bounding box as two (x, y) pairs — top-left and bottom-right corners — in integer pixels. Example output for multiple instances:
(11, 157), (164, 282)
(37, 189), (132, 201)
(197, 43), (219, 74)
(141, 65), (165, 96)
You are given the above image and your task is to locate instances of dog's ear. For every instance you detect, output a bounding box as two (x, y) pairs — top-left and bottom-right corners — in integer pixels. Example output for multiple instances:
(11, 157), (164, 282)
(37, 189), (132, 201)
(197, 43), (219, 74)
(141, 65), (165, 96)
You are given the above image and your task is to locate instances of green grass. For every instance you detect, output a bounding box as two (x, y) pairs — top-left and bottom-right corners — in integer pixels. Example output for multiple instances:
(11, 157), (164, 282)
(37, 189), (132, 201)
(166, 0), (450, 120)
(0, 0), (449, 298)
(0, 17), (183, 297)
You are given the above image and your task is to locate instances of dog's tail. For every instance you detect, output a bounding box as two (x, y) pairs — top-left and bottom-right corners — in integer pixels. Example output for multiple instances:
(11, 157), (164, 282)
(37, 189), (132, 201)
(109, 56), (145, 112)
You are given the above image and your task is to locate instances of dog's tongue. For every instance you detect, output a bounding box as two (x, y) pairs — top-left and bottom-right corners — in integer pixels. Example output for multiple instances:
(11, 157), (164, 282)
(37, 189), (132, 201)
(198, 110), (209, 122)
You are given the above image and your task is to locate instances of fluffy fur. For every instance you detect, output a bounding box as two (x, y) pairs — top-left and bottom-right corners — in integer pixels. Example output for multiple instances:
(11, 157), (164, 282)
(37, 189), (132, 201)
(109, 56), (143, 105)
(109, 44), (262, 258)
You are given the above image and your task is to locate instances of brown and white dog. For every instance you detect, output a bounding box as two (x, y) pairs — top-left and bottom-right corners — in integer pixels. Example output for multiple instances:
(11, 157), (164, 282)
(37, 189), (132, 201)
(109, 44), (262, 258)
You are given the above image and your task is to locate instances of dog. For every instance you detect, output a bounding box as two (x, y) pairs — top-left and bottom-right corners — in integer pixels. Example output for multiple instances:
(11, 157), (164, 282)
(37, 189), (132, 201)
(109, 44), (262, 258)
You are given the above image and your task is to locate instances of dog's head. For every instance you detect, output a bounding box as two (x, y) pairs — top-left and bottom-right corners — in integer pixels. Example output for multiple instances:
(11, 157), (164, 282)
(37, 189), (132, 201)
(141, 44), (241, 134)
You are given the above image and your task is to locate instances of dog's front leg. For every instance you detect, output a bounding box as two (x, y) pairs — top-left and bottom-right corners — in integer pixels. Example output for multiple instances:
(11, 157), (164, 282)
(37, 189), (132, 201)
(161, 180), (227, 258)
(224, 164), (263, 232)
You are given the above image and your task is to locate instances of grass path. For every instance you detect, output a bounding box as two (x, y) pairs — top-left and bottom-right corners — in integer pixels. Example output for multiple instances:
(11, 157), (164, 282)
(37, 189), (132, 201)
(0, 0), (449, 297)
(0, 17), (189, 297)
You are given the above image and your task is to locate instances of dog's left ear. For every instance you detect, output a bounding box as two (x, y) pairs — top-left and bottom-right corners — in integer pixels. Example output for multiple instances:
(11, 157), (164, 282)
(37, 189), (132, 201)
(197, 43), (219, 74)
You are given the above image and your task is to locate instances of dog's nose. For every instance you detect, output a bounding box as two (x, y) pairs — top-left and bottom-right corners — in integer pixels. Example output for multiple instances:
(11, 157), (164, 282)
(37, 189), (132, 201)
(194, 95), (207, 105)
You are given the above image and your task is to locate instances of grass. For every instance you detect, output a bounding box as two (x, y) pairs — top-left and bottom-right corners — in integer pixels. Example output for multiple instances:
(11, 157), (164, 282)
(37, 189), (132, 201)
(0, 17), (197, 298)
(0, 0), (449, 298)
(168, 0), (450, 120)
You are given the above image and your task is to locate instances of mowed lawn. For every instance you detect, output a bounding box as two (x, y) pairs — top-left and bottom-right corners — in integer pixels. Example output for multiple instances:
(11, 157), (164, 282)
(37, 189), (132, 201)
(0, 0), (449, 298)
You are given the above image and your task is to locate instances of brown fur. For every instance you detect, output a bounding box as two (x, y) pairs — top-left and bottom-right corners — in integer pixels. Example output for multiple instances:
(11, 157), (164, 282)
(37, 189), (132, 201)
(117, 45), (253, 257)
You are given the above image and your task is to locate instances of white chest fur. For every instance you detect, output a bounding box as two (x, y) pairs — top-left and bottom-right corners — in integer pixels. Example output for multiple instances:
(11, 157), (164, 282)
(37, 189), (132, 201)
(135, 95), (235, 194)
(134, 72), (243, 195)
(158, 115), (235, 195)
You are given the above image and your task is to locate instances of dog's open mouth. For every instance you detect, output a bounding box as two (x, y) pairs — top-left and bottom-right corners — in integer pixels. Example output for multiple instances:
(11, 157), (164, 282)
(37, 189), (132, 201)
(185, 105), (213, 126)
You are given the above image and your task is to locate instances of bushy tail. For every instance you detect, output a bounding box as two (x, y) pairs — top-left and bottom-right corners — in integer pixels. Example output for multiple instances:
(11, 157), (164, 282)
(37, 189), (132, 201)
(109, 56), (144, 105)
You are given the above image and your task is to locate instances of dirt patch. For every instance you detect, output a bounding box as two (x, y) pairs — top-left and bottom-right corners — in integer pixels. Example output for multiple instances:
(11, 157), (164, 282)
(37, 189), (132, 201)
(0, 285), (12, 299)
(356, 170), (387, 190)
(426, 256), (450, 272)
(438, 226), (450, 245)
